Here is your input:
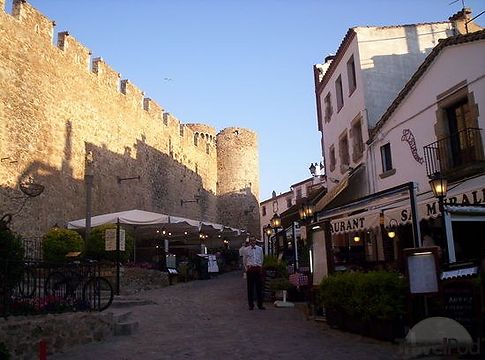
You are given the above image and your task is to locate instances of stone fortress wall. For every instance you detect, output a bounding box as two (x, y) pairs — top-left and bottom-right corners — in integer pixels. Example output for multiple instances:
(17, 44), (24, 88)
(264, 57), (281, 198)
(0, 0), (260, 238)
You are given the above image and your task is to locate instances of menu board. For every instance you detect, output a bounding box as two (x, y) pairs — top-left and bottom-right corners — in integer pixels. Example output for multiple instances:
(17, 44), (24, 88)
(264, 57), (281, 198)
(442, 280), (477, 337)
(105, 228), (125, 251)
(407, 252), (438, 294)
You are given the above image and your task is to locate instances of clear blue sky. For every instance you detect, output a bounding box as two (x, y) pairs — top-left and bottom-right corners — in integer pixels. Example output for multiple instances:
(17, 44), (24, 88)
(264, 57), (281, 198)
(24, 0), (485, 200)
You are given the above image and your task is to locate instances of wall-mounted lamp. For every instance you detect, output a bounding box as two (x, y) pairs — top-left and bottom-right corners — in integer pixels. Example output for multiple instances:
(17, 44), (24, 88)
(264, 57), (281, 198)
(353, 236), (361, 243)
(387, 218), (398, 239)
(117, 175), (140, 184)
(181, 195), (200, 206)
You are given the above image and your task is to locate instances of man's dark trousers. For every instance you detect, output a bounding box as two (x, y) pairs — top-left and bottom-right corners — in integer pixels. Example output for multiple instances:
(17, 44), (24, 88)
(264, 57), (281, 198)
(246, 267), (263, 309)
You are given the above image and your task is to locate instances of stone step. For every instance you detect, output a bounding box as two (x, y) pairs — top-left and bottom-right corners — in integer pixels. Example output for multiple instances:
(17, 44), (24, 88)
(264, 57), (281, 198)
(114, 321), (139, 336)
(112, 310), (133, 323)
(110, 297), (157, 308)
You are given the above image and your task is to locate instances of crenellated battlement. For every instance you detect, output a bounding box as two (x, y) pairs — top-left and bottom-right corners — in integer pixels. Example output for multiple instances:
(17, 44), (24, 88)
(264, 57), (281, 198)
(186, 124), (217, 144)
(120, 79), (145, 110)
(92, 57), (120, 91)
(57, 31), (91, 70)
(143, 98), (164, 116)
(11, 0), (54, 44)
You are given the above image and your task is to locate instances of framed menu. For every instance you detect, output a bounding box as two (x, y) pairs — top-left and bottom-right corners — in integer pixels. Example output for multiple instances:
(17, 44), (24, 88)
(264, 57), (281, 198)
(404, 247), (440, 295)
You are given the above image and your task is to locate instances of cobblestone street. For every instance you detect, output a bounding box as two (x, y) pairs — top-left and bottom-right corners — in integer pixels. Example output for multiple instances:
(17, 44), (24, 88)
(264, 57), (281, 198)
(50, 271), (400, 360)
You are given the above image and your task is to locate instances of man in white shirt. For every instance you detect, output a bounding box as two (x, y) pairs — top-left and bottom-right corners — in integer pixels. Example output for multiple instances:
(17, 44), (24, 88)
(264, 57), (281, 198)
(239, 239), (249, 278)
(244, 238), (265, 310)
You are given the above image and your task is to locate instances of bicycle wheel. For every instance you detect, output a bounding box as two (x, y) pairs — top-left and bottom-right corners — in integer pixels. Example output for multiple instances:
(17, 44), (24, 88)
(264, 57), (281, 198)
(82, 277), (114, 311)
(18, 268), (36, 298)
(44, 271), (67, 298)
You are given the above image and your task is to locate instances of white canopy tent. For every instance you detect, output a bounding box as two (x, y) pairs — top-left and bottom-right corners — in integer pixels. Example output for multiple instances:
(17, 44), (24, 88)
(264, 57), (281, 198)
(67, 209), (170, 229)
(67, 209), (249, 250)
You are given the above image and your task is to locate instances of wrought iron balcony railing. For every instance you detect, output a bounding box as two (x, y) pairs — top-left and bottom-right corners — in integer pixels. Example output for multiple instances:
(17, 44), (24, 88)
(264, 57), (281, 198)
(423, 127), (484, 178)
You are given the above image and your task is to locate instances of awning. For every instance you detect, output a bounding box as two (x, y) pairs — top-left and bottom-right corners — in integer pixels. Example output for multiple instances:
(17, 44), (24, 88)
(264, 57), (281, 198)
(67, 209), (170, 228)
(329, 211), (381, 234)
(441, 266), (478, 280)
(67, 209), (250, 245)
(314, 182), (418, 237)
(383, 174), (485, 227)
(314, 177), (349, 212)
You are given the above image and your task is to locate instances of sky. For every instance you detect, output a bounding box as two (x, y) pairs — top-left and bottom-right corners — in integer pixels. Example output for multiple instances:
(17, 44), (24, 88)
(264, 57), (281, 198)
(22, 0), (485, 201)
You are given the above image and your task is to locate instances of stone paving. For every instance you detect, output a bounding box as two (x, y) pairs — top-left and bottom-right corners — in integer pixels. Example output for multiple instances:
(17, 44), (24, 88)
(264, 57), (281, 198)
(50, 271), (401, 360)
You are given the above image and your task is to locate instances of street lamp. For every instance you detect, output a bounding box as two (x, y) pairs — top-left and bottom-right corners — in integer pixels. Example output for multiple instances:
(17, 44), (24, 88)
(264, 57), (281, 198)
(309, 163), (317, 177)
(429, 173), (448, 259)
(298, 202), (314, 222)
(264, 224), (273, 255)
(270, 213), (281, 229)
(270, 213), (282, 256)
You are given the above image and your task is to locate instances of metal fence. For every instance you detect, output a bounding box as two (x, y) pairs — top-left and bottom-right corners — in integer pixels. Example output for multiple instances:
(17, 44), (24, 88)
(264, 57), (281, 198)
(1, 260), (114, 317)
(21, 237), (43, 261)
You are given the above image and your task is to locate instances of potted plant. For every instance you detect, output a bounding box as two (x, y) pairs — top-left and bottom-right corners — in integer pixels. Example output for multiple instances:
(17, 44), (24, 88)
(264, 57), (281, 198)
(270, 277), (295, 307)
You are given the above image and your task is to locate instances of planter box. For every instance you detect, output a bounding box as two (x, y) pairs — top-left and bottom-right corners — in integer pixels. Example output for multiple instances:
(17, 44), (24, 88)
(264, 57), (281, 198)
(368, 318), (405, 342)
(343, 313), (369, 335)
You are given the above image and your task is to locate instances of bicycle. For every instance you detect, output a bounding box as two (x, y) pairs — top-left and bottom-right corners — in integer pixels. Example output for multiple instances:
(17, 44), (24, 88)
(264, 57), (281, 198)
(44, 260), (114, 311)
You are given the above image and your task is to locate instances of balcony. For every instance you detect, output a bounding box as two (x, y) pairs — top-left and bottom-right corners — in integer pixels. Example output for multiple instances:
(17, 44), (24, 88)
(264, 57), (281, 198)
(423, 128), (485, 180)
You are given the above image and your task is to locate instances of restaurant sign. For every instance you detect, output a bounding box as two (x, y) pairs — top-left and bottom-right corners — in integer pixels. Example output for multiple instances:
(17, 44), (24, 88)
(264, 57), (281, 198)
(330, 212), (380, 234)
(385, 185), (485, 226)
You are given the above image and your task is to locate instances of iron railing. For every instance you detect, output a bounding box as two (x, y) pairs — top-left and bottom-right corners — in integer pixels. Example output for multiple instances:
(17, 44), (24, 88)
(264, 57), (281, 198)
(1, 260), (113, 317)
(21, 237), (43, 261)
(423, 128), (484, 177)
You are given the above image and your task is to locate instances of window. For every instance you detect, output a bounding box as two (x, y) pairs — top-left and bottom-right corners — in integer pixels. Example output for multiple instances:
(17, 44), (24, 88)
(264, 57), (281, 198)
(286, 197), (292, 208)
(324, 92), (333, 123)
(444, 99), (476, 169)
(347, 55), (357, 95)
(179, 124), (184, 137)
(163, 113), (169, 126)
(339, 132), (350, 172)
(351, 118), (364, 161)
(206, 143), (210, 154)
(194, 133), (199, 146)
(335, 75), (344, 111)
(433, 85), (483, 176)
(329, 145), (336, 172)
(296, 188), (302, 200)
(381, 143), (393, 172)
(262, 206), (266, 216)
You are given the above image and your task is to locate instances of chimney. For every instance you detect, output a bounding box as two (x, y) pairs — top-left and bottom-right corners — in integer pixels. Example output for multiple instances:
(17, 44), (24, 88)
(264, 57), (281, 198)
(324, 54), (335, 63)
(449, 8), (483, 35)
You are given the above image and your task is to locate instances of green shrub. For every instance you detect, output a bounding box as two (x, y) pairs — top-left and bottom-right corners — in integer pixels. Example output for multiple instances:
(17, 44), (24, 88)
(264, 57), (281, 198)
(270, 277), (293, 291)
(42, 228), (84, 263)
(263, 255), (288, 278)
(317, 271), (406, 320)
(85, 225), (133, 263)
(0, 342), (10, 360)
(0, 227), (24, 291)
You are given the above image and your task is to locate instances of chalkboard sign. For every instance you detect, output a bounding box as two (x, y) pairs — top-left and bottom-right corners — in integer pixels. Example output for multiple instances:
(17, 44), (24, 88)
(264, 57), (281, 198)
(442, 280), (477, 337)
(404, 247), (439, 295)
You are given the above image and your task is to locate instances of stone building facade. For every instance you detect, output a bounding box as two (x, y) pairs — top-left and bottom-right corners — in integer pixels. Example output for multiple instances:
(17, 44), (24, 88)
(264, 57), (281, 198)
(0, 0), (260, 238)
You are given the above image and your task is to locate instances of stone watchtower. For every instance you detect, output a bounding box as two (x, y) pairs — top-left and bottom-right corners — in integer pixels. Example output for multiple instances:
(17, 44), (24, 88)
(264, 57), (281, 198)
(216, 128), (260, 237)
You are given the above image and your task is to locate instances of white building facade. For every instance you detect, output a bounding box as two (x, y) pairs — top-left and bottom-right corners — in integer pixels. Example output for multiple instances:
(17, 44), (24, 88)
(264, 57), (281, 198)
(310, 9), (483, 284)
